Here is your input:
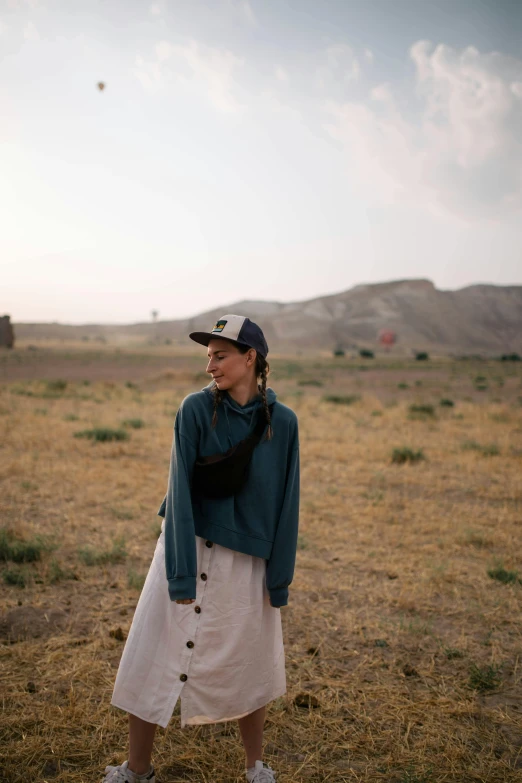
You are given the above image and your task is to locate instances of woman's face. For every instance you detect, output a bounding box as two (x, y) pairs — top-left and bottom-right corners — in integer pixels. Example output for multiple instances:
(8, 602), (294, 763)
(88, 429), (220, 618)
(206, 338), (256, 391)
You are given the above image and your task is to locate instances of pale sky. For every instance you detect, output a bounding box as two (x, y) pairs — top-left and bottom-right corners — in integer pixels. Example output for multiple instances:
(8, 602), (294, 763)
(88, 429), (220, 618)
(2, 0), (521, 324)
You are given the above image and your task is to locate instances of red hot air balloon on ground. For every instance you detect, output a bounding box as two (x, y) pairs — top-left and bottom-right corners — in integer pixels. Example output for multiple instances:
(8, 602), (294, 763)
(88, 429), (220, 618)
(378, 329), (397, 352)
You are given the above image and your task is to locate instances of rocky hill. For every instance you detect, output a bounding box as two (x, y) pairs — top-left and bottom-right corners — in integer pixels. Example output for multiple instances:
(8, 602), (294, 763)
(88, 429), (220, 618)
(12, 279), (522, 355)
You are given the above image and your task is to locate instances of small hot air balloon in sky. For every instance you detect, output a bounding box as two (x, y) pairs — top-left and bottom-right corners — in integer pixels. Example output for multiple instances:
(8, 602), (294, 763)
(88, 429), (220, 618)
(97, 81), (105, 91)
(378, 328), (397, 351)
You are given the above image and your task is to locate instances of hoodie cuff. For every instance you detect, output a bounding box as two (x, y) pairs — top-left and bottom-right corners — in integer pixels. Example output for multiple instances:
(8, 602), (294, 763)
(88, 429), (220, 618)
(168, 576), (196, 601)
(269, 587), (288, 607)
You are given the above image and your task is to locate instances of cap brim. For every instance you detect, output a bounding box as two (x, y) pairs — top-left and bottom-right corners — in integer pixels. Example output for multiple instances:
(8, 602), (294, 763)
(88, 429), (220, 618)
(189, 332), (242, 349)
(189, 331), (213, 347)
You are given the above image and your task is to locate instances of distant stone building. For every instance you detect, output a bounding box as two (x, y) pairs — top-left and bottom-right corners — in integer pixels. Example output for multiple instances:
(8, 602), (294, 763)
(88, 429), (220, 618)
(0, 315), (14, 348)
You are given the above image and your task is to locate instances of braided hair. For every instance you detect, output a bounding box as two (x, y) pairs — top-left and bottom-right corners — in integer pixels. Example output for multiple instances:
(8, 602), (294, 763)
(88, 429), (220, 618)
(211, 346), (273, 440)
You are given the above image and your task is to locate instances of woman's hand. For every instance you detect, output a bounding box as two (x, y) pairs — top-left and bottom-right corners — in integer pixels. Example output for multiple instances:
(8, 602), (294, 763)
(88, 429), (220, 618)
(175, 598), (195, 605)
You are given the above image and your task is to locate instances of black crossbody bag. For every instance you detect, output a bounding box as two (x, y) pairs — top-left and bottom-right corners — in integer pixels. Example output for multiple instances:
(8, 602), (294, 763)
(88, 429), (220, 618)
(191, 403), (275, 499)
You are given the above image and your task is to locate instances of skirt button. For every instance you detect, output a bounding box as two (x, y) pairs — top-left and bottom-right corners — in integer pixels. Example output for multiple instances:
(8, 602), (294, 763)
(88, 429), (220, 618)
(186, 641), (194, 649)
(180, 674), (188, 682)
(206, 540), (213, 548)
(200, 573), (207, 581)
(194, 606), (201, 613)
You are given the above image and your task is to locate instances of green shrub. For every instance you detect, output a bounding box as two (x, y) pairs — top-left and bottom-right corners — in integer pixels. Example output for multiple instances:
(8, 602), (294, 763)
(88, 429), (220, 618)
(398, 383), (409, 389)
(444, 647), (464, 660)
(48, 558), (77, 584)
(409, 403), (435, 417)
(461, 439), (480, 451)
(359, 349), (374, 359)
(297, 379), (323, 387)
(333, 348), (345, 357)
(439, 398), (454, 407)
(3, 567), (27, 588)
(128, 568), (146, 590)
(0, 528), (51, 563)
(47, 379), (67, 392)
(473, 375), (488, 391)
(78, 536), (127, 566)
(10, 387), (35, 397)
(110, 507), (135, 520)
(481, 443), (500, 456)
(500, 353), (521, 362)
(415, 352), (429, 361)
(74, 428), (129, 442)
(391, 447), (425, 465)
(122, 418), (144, 429)
(323, 394), (361, 406)
(468, 663), (502, 692)
(281, 362), (303, 377)
(63, 413), (79, 421)
(461, 440), (500, 456)
(487, 565), (519, 584)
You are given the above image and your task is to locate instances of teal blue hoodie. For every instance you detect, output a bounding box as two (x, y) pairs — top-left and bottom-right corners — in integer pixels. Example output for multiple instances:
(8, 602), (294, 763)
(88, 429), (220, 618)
(157, 382), (300, 607)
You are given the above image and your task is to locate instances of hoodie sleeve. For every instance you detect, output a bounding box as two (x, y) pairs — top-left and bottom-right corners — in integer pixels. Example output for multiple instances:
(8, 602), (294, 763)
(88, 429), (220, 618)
(161, 399), (200, 601)
(266, 419), (300, 608)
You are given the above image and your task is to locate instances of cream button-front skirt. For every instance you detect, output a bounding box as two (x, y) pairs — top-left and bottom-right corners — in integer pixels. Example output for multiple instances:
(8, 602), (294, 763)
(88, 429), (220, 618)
(110, 518), (287, 729)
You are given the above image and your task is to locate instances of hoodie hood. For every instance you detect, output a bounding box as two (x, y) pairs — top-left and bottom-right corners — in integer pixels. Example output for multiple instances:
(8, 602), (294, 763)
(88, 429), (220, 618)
(202, 381), (276, 411)
(202, 381), (277, 447)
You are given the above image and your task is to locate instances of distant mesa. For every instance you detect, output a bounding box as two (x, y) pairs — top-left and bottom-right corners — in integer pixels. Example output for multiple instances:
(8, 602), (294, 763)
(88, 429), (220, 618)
(10, 279), (522, 355)
(0, 315), (14, 349)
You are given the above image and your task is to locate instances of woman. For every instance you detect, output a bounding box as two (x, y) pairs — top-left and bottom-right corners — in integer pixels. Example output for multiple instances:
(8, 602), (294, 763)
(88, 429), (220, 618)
(105, 314), (300, 783)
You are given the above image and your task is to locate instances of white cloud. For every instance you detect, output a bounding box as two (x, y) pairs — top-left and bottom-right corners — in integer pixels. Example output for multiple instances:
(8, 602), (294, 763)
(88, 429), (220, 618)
(133, 54), (165, 93)
(315, 44), (360, 89)
(172, 39), (244, 112)
(364, 48), (373, 64)
(324, 41), (522, 219)
(227, 0), (257, 27)
(150, 3), (162, 15)
(133, 38), (244, 113)
(7, 0), (39, 7)
(274, 65), (288, 83)
(155, 40), (174, 62)
(23, 20), (39, 40)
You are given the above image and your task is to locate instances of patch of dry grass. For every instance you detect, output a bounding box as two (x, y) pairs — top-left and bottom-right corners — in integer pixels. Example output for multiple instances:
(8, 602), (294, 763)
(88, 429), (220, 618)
(1, 349), (521, 782)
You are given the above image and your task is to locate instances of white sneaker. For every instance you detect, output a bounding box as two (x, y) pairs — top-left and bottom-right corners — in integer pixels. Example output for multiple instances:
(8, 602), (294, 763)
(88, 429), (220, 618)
(246, 760), (277, 782)
(102, 760), (155, 783)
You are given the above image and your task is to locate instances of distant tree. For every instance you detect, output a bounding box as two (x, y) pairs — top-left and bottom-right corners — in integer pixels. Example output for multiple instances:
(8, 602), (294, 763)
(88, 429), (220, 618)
(359, 349), (374, 359)
(333, 347), (345, 357)
(415, 351), (429, 361)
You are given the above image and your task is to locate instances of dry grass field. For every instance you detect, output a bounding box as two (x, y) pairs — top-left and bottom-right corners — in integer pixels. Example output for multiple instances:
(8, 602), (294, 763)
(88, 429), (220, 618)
(1, 343), (521, 783)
